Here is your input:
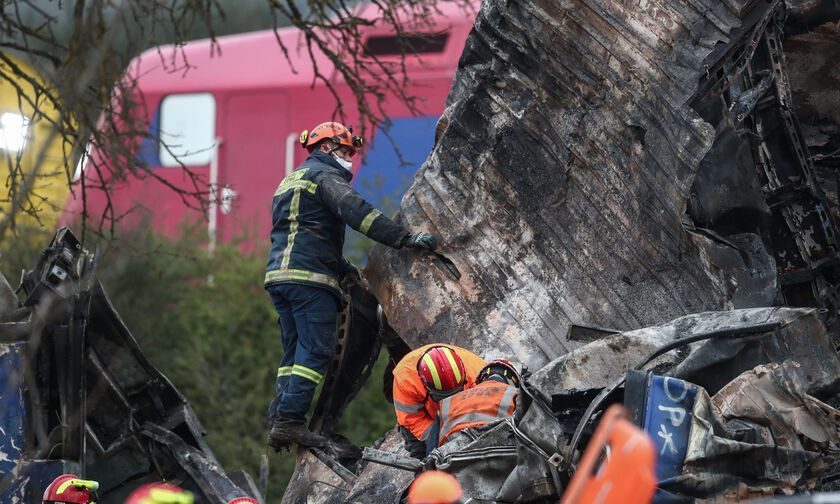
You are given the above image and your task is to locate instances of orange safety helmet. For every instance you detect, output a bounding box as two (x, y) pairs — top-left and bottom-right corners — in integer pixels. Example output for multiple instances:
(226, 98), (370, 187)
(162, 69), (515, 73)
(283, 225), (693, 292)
(124, 483), (193, 504)
(407, 470), (463, 504)
(299, 122), (363, 157)
(477, 359), (521, 387)
(417, 346), (468, 400)
(227, 498), (259, 504)
(42, 474), (99, 504)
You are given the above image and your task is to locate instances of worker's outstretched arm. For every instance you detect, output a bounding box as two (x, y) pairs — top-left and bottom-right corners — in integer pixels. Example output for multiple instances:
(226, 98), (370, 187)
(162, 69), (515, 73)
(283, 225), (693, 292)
(318, 172), (410, 247)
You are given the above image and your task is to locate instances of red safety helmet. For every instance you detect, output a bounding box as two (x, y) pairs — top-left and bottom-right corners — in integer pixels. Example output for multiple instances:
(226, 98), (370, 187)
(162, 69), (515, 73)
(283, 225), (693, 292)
(407, 470), (463, 504)
(124, 483), (193, 504)
(417, 346), (468, 400)
(299, 122), (363, 157)
(228, 498), (260, 504)
(477, 359), (521, 387)
(43, 474), (98, 504)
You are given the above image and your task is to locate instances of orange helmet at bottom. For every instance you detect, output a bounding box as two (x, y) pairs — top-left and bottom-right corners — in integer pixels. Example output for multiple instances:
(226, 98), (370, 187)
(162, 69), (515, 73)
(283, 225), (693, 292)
(228, 498), (259, 504)
(407, 470), (463, 504)
(124, 483), (193, 504)
(299, 122), (363, 157)
(43, 475), (99, 504)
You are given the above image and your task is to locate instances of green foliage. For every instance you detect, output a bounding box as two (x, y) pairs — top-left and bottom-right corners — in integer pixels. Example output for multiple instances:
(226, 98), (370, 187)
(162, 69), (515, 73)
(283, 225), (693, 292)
(0, 227), (398, 499)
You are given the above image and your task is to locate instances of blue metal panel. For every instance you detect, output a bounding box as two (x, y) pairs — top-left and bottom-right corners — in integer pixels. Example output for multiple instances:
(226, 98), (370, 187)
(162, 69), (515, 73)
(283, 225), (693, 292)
(344, 116), (437, 263)
(0, 342), (27, 476)
(353, 116), (438, 215)
(641, 375), (697, 481)
(1, 460), (82, 503)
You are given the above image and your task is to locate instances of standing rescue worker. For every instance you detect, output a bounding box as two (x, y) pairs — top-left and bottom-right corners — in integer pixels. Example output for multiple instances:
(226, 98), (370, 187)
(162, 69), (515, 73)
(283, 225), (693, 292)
(437, 359), (520, 446)
(266, 121), (438, 450)
(393, 344), (486, 457)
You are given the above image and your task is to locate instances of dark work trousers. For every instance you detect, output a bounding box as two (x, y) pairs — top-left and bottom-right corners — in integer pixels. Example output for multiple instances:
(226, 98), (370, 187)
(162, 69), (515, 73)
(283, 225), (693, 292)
(266, 283), (339, 423)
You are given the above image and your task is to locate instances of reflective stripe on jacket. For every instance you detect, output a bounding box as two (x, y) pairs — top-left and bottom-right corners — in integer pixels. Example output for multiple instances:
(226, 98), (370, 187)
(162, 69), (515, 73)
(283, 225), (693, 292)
(265, 151), (410, 295)
(392, 343), (486, 441)
(437, 380), (518, 445)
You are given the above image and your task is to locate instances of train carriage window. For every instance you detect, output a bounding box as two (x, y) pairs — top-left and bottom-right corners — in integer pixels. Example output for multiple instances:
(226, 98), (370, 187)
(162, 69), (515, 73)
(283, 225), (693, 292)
(158, 93), (216, 167)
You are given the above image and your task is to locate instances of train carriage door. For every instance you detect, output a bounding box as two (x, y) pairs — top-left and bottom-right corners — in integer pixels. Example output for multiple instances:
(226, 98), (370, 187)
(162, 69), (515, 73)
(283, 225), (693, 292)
(217, 92), (289, 247)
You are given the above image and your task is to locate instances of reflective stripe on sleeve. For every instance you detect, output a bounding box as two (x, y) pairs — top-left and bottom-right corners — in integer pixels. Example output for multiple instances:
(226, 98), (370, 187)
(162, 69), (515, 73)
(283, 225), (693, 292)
(359, 209), (382, 235)
(394, 400), (425, 414)
(277, 366), (293, 377)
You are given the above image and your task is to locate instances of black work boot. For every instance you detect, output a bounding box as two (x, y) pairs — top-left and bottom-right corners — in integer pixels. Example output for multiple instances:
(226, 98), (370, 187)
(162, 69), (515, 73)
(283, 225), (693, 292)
(268, 417), (329, 451)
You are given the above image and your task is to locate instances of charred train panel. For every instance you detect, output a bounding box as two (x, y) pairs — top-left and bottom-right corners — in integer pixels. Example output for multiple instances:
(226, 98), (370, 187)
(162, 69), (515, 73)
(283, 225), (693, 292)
(366, 0), (790, 371)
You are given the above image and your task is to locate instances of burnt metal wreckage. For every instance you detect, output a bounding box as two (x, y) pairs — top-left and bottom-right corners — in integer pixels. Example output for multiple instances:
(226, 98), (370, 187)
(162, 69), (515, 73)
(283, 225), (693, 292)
(5, 0), (840, 503)
(286, 0), (840, 501)
(0, 229), (264, 503)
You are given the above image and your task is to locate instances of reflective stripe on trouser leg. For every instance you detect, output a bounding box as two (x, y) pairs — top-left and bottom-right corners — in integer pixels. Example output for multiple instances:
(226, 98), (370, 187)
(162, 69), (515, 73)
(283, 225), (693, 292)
(273, 284), (339, 422)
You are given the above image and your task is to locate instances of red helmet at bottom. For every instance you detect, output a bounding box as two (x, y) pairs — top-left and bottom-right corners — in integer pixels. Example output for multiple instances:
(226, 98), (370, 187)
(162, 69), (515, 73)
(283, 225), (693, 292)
(43, 475), (99, 504)
(417, 346), (468, 399)
(228, 498), (260, 504)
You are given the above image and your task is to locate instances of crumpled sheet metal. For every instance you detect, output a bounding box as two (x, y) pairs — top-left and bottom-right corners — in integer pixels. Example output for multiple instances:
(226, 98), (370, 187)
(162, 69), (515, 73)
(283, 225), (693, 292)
(283, 430), (415, 504)
(529, 307), (840, 398)
(280, 451), (350, 504)
(428, 416), (560, 503)
(670, 361), (840, 498)
(0, 229), (258, 503)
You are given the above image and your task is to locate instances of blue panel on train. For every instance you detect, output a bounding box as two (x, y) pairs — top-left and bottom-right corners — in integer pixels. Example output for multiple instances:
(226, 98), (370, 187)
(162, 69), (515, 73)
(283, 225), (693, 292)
(353, 116), (437, 214)
(641, 374), (697, 481)
(0, 342), (27, 476)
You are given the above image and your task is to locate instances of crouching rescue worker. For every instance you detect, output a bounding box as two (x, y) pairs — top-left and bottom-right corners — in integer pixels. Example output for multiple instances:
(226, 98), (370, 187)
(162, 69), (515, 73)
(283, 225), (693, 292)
(393, 344), (486, 457)
(265, 121), (438, 450)
(437, 359), (520, 446)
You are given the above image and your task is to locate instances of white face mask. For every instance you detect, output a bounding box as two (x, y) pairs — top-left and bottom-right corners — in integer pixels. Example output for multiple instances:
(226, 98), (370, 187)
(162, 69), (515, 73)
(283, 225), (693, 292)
(331, 152), (353, 171)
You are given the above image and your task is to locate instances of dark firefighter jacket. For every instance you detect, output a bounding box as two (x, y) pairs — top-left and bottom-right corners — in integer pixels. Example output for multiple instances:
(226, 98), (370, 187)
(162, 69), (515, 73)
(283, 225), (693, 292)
(265, 150), (410, 296)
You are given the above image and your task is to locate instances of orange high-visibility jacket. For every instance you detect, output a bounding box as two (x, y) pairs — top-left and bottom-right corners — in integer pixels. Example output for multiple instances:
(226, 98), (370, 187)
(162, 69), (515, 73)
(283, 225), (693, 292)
(437, 380), (519, 445)
(392, 343), (486, 442)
